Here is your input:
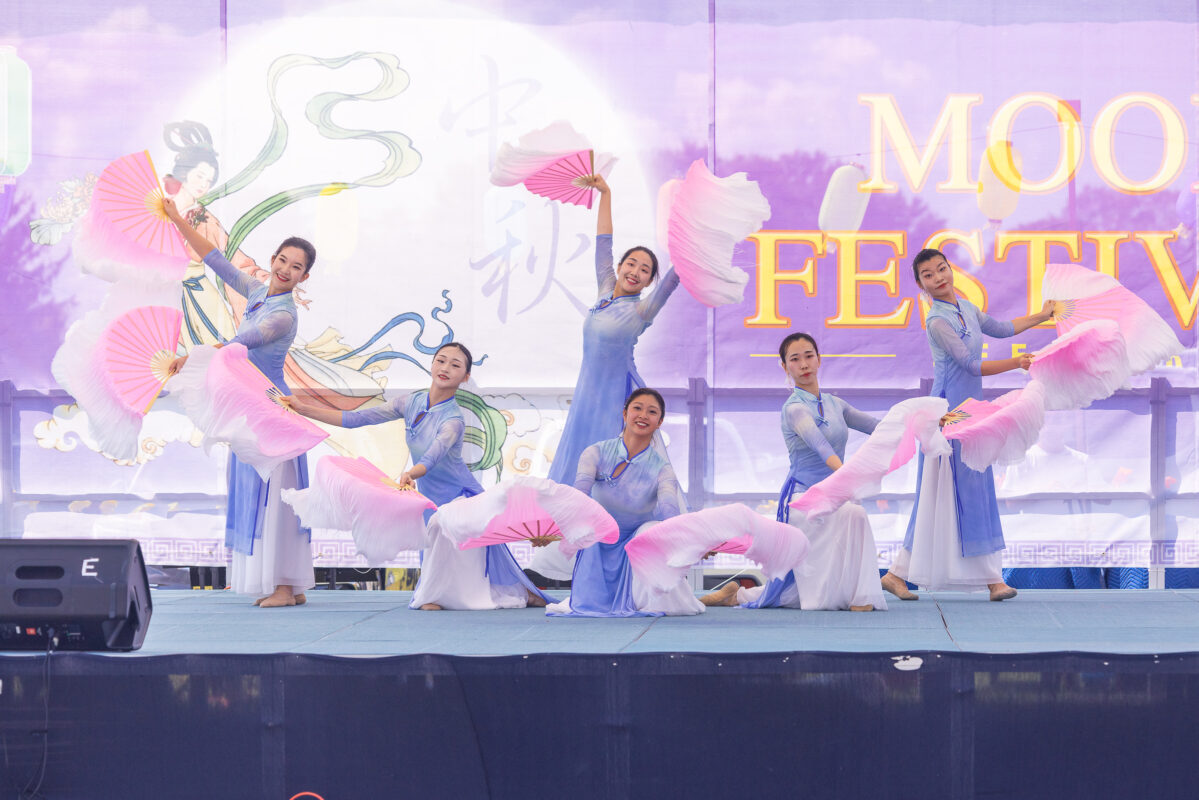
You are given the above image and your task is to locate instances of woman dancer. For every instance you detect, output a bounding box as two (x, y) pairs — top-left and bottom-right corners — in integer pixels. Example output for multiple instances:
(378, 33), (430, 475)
(284, 343), (550, 611)
(715, 333), (887, 612)
(881, 248), (1053, 601)
(163, 196), (315, 608)
(547, 388), (702, 617)
(533, 174), (681, 581)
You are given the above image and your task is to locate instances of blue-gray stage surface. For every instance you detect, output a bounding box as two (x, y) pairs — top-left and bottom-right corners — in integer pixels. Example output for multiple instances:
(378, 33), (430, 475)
(135, 587), (1199, 655)
(5, 590), (1199, 800)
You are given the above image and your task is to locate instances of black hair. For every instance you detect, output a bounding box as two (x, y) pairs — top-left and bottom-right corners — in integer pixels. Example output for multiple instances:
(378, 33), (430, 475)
(435, 342), (473, 375)
(778, 332), (820, 362)
(619, 246), (660, 283)
(911, 248), (946, 285)
(273, 237), (317, 274)
(624, 387), (666, 415)
(164, 121), (219, 186)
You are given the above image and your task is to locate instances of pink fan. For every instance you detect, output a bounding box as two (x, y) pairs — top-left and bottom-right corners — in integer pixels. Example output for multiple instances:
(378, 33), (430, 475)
(73, 151), (189, 283)
(656, 160), (772, 307)
(282, 456), (435, 563)
(1043, 263), (1182, 374)
(50, 304), (182, 462)
(625, 504), (809, 592)
(520, 149), (598, 208)
(432, 476), (619, 557)
(1028, 320), (1131, 411)
(791, 397), (949, 520)
(490, 121), (616, 209)
(101, 306), (184, 415)
(941, 382), (1046, 471)
(172, 344), (329, 480)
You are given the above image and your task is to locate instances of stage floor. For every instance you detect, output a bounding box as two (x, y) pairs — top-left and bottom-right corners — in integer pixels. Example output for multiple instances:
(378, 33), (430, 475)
(126, 588), (1199, 656)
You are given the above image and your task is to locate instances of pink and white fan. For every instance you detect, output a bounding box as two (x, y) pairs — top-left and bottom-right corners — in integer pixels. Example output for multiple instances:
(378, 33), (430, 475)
(1043, 263), (1182, 374)
(1028, 319), (1131, 411)
(73, 150), (189, 284)
(52, 304), (183, 461)
(941, 382), (1046, 471)
(431, 476), (619, 558)
(490, 121), (616, 209)
(656, 160), (771, 307)
(625, 504), (809, 592)
(790, 396), (950, 520)
(282, 456), (435, 563)
(172, 343), (328, 479)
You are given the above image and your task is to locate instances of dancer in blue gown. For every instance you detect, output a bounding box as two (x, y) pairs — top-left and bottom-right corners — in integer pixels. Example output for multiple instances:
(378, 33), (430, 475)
(533, 174), (682, 581)
(719, 333), (888, 611)
(881, 248), (1054, 602)
(547, 388), (703, 617)
(286, 342), (549, 610)
(163, 196), (316, 608)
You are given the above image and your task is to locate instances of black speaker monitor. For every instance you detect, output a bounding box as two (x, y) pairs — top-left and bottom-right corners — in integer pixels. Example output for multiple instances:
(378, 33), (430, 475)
(0, 539), (153, 651)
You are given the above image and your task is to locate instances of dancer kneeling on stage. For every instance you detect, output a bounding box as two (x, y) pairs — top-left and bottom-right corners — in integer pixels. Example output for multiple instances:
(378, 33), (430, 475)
(547, 388), (703, 617)
(881, 248), (1053, 602)
(284, 343), (550, 610)
(163, 197), (316, 608)
(710, 332), (887, 612)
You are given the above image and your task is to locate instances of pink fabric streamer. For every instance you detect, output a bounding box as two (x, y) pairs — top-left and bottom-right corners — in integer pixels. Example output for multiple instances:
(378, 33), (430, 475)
(625, 503), (809, 592)
(1043, 263), (1182, 374)
(432, 476), (619, 558)
(281, 456), (435, 563)
(790, 397), (950, 520)
(942, 382), (1047, 471)
(1029, 320), (1132, 411)
(656, 159), (771, 307)
(172, 344), (328, 480)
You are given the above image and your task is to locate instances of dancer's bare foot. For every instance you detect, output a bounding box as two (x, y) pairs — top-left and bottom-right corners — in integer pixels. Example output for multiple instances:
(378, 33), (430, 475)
(258, 587), (296, 608)
(252, 597), (267, 607)
(699, 581), (742, 607)
(988, 582), (1017, 601)
(850, 604), (874, 612)
(526, 591), (547, 608)
(294, 593), (307, 606)
(881, 572), (918, 601)
(419, 603), (443, 611)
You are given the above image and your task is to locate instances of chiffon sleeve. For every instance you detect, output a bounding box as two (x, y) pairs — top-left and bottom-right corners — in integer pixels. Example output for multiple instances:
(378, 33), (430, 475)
(417, 417), (465, 472)
(928, 316), (982, 376)
(639, 267), (679, 322)
(784, 403), (837, 463)
(594, 234), (616, 299)
(202, 249), (258, 299)
(339, 393), (410, 428)
(229, 309), (295, 351)
(840, 401), (880, 436)
(653, 462), (683, 521)
(977, 309), (1016, 338)
(573, 444), (601, 496)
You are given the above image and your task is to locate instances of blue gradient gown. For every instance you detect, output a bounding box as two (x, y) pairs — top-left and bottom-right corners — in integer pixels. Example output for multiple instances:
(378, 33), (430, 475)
(533, 234), (679, 580)
(892, 297), (1014, 589)
(547, 437), (702, 617)
(741, 387), (886, 610)
(546, 234), (679, 484)
(203, 250), (314, 595)
(341, 390), (548, 609)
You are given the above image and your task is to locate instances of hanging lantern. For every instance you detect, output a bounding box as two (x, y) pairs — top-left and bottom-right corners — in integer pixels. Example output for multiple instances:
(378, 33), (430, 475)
(818, 163), (869, 233)
(0, 47), (32, 182)
(977, 140), (1022, 225)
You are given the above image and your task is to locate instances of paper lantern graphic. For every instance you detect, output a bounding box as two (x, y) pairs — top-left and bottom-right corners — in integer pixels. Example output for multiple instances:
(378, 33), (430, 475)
(0, 46), (32, 179)
(818, 163), (870, 233)
(977, 140), (1023, 224)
